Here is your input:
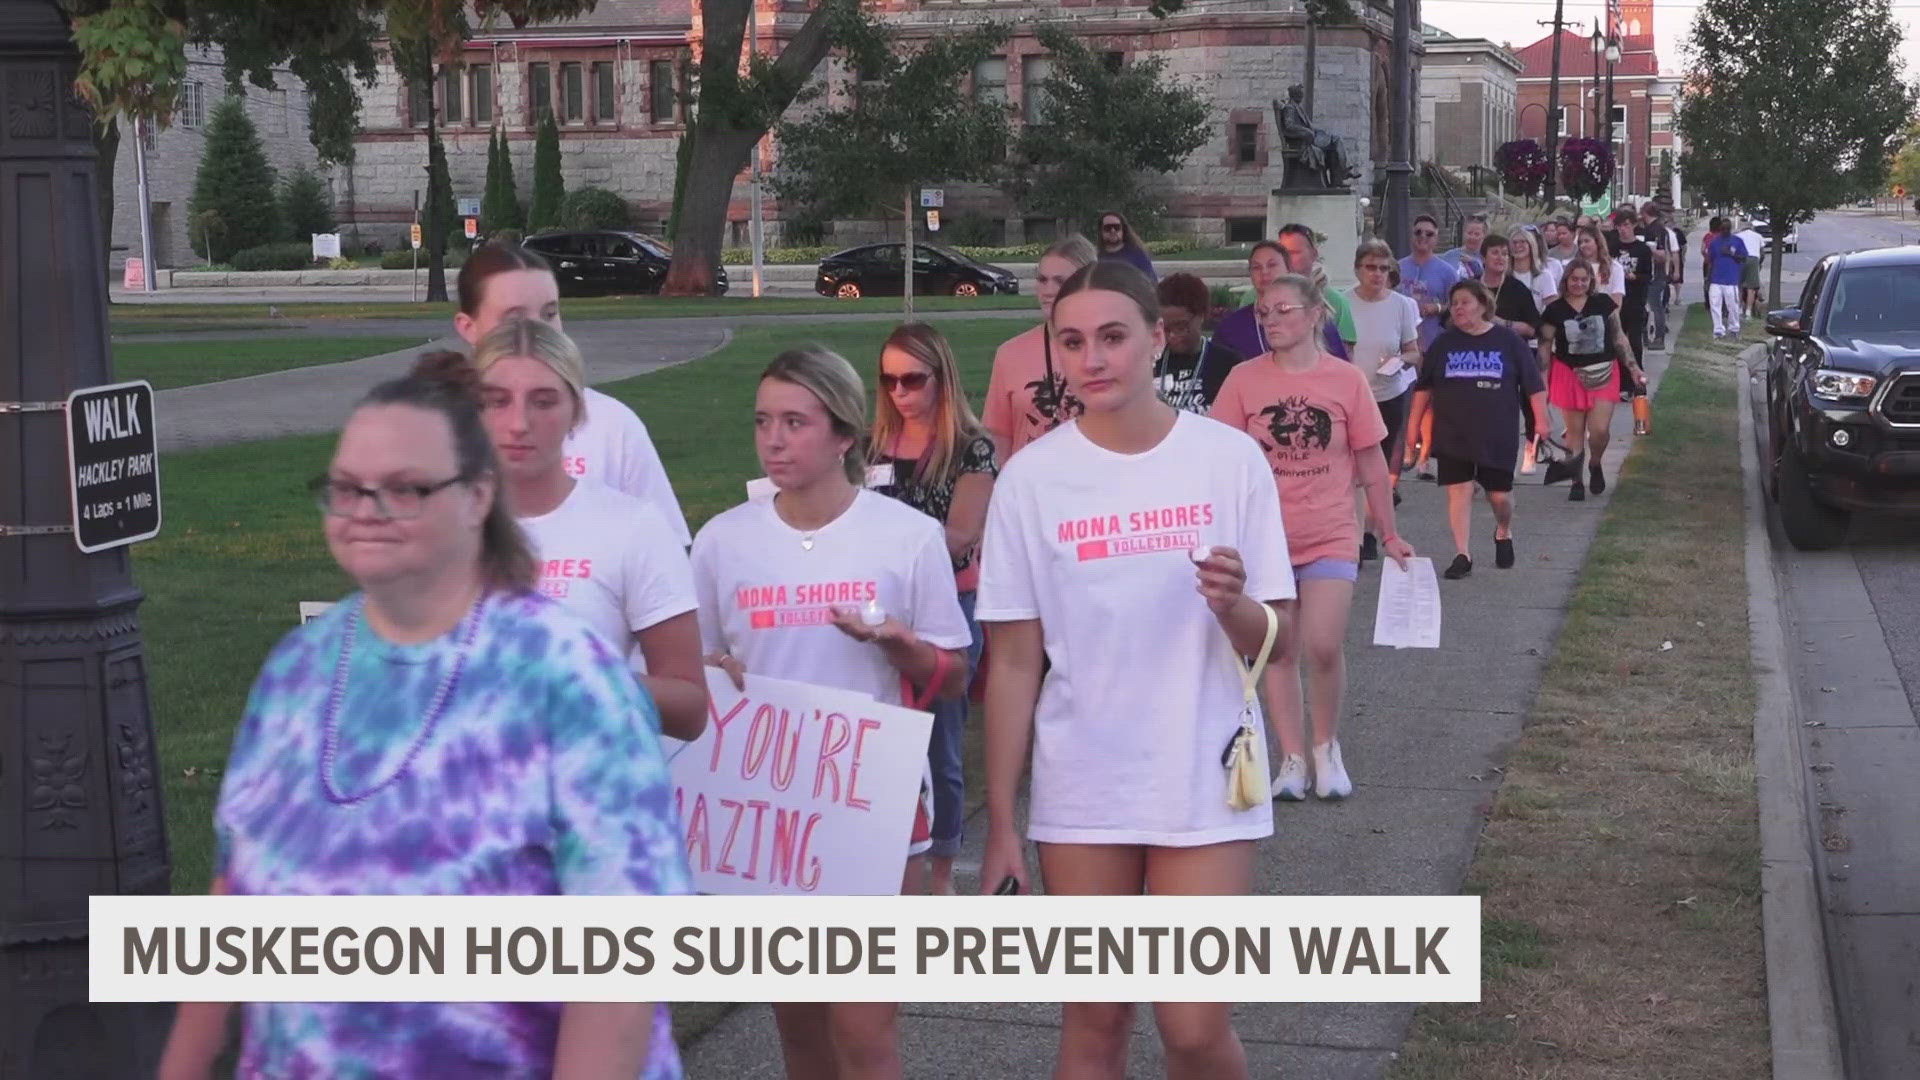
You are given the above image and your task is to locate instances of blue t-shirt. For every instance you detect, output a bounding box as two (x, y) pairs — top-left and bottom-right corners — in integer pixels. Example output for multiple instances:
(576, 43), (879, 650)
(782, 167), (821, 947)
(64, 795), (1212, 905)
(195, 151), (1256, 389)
(1709, 235), (1749, 286)
(1399, 255), (1466, 350)
(215, 590), (692, 1079)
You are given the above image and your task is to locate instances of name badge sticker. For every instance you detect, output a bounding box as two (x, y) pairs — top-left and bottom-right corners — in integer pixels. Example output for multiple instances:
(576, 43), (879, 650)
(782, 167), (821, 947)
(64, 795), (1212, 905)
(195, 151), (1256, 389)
(865, 463), (895, 489)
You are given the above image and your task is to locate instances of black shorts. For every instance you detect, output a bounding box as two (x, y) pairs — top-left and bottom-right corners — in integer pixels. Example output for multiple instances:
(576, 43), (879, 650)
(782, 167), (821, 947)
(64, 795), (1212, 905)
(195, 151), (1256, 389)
(1435, 456), (1515, 492)
(1377, 389), (1412, 471)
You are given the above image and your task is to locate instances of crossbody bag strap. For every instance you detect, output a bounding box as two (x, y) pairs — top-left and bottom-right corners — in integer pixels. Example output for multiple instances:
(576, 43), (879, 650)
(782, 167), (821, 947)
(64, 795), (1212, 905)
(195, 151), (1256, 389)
(1236, 601), (1281, 711)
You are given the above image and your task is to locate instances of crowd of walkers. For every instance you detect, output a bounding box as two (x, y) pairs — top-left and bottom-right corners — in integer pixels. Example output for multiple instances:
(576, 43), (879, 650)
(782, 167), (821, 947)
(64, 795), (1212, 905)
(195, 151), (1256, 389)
(165, 200), (1683, 1078)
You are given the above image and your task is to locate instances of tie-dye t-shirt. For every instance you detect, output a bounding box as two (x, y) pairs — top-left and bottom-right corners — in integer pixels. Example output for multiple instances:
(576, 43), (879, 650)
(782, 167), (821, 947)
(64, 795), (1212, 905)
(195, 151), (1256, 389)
(215, 590), (691, 1079)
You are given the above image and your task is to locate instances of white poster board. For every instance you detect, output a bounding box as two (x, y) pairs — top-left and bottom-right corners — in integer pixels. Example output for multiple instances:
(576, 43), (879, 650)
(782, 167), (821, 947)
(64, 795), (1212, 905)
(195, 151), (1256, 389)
(670, 669), (932, 896)
(310, 233), (341, 260)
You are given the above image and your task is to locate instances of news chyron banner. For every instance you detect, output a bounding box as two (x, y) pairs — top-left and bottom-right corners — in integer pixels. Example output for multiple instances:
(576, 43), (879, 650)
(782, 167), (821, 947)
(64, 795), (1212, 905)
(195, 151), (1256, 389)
(93, 895), (1478, 1003)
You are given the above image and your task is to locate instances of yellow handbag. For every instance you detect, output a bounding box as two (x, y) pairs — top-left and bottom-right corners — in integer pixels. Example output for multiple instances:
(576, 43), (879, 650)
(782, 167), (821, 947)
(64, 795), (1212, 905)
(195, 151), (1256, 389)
(1224, 601), (1281, 812)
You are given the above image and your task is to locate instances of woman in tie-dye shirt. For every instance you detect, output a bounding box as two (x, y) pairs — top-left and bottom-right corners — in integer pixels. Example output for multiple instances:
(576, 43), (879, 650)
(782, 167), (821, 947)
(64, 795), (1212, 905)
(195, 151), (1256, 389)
(157, 353), (692, 1080)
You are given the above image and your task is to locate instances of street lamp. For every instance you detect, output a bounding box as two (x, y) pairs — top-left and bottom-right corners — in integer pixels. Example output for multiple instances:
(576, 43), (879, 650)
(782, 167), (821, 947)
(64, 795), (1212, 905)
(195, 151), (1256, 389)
(1604, 35), (1620, 197)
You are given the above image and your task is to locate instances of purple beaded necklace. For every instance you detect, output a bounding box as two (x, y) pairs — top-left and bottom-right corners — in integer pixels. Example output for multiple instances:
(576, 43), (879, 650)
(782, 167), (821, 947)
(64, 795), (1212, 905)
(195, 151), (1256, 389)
(318, 593), (487, 806)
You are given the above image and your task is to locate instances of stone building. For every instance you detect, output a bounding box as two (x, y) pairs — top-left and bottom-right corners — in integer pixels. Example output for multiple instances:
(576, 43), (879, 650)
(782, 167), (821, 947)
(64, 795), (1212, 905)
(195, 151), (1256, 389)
(1417, 29), (1520, 173)
(345, 0), (1407, 248)
(111, 45), (328, 271)
(342, 0), (693, 247)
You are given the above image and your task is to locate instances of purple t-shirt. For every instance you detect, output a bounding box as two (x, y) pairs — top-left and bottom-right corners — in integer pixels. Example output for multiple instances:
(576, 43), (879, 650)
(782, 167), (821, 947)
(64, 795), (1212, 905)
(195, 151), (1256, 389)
(1098, 245), (1158, 281)
(1213, 304), (1349, 362)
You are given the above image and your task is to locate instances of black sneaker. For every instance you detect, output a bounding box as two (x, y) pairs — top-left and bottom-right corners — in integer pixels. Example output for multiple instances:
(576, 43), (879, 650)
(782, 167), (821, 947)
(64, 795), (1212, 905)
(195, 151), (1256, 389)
(1360, 533), (1379, 562)
(1589, 462), (1606, 495)
(1393, 491), (1403, 507)
(1444, 554), (1473, 580)
(1569, 481), (1586, 502)
(1495, 536), (1515, 569)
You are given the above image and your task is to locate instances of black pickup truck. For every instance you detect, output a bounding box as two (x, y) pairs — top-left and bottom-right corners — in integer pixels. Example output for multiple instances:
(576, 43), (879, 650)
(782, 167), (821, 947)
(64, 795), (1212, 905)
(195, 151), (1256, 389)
(1763, 246), (1920, 549)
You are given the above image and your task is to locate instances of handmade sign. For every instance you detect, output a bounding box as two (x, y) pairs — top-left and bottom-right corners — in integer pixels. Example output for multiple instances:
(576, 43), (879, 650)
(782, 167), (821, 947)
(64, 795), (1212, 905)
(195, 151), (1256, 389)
(671, 669), (932, 896)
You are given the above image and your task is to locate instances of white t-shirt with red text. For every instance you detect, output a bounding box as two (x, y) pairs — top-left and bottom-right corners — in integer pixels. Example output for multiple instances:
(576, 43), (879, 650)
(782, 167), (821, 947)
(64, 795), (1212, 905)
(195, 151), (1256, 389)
(518, 479), (698, 678)
(975, 411), (1296, 847)
(691, 490), (971, 863)
(564, 387), (692, 547)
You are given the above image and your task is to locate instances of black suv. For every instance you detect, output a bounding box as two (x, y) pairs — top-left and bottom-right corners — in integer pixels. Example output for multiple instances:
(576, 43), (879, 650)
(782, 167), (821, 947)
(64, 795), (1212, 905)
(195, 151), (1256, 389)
(1763, 246), (1920, 549)
(521, 230), (729, 296)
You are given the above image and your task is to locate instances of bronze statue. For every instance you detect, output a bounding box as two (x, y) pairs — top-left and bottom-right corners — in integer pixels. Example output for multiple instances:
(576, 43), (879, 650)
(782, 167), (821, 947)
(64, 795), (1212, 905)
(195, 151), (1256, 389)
(1275, 84), (1358, 191)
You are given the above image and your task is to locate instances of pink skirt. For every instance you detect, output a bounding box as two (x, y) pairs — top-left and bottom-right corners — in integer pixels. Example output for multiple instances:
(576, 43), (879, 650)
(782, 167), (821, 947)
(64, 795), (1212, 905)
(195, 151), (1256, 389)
(1549, 359), (1619, 412)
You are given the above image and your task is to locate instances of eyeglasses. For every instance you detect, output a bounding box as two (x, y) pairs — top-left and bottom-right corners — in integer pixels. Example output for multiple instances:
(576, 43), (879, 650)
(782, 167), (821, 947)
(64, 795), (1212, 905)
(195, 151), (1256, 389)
(879, 371), (932, 393)
(309, 474), (470, 519)
(1413, 229), (1438, 238)
(1260, 302), (1312, 317)
(1359, 262), (1394, 273)
(1101, 223), (1123, 231)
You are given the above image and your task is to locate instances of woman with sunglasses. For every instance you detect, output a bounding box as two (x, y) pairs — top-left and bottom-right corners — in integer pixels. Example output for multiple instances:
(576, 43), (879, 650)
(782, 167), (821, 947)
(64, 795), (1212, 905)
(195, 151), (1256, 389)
(1537, 258), (1644, 502)
(1213, 273), (1412, 800)
(693, 347), (971, 1078)
(161, 353), (690, 1079)
(1095, 210), (1158, 281)
(454, 241), (691, 546)
(869, 322), (999, 896)
(979, 260), (1292, 1076)
(466, 316), (709, 742)
(983, 234), (1099, 463)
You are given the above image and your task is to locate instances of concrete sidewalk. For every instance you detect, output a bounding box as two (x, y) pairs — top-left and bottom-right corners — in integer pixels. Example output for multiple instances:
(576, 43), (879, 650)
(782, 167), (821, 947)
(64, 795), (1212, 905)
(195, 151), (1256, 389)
(679, 348), (1673, 1078)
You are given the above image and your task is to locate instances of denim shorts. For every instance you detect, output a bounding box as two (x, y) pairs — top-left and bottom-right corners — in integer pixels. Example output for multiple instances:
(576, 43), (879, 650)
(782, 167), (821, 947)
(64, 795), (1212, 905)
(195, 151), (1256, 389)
(1295, 557), (1360, 583)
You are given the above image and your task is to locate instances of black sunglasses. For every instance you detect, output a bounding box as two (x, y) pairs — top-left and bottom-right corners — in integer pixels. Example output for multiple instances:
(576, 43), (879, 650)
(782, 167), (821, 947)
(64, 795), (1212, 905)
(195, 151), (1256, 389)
(879, 371), (932, 393)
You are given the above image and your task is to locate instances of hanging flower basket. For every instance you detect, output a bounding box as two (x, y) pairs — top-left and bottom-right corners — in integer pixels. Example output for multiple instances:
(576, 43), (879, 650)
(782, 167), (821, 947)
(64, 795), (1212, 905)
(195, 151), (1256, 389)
(1494, 139), (1550, 199)
(1559, 138), (1615, 202)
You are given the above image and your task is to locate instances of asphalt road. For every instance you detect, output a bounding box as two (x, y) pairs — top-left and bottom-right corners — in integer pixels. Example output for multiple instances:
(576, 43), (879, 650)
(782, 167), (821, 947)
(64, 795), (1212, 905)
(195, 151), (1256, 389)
(1742, 208), (1920, 1078)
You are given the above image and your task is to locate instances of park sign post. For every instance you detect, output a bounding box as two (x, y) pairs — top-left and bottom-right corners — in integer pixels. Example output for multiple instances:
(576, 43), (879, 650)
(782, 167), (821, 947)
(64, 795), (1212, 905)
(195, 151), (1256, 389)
(1, 0), (174, 1073)
(64, 380), (161, 553)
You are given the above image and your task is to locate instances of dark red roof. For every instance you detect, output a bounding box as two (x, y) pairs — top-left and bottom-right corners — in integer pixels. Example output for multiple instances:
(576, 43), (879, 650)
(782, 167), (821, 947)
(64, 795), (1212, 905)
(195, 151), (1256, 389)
(1513, 30), (1659, 79)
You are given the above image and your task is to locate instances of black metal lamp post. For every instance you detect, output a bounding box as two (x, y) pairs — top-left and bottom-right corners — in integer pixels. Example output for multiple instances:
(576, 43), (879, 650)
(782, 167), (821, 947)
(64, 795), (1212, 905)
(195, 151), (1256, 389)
(1, 0), (174, 1074)
(1383, 0), (1414, 256)
(1604, 35), (1620, 198)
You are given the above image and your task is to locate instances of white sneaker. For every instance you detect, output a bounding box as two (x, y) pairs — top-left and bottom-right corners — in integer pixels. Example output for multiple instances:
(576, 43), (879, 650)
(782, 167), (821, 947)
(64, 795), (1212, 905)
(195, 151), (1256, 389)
(1270, 755), (1308, 801)
(1312, 742), (1353, 800)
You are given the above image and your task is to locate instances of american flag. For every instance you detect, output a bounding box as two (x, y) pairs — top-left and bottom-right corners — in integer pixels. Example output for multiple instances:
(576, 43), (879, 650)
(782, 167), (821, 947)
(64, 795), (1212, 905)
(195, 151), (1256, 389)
(1606, 0), (1623, 43)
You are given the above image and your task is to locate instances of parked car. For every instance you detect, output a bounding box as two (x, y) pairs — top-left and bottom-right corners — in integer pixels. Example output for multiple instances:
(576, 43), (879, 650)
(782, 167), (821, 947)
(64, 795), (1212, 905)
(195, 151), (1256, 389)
(1748, 206), (1799, 253)
(1763, 246), (1920, 549)
(521, 230), (729, 296)
(814, 243), (1018, 299)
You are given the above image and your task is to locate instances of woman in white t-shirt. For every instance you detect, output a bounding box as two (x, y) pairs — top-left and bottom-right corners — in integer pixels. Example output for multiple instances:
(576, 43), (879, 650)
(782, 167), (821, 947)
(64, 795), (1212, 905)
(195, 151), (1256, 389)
(976, 261), (1295, 1077)
(692, 347), (971, 1079)
(1345, 238), (1422, 557)
(1508, 228), (1560, 312)
(1576, 225), (1625, 304)
(463, 316), (710, 743)
(453, 242), (692, 546)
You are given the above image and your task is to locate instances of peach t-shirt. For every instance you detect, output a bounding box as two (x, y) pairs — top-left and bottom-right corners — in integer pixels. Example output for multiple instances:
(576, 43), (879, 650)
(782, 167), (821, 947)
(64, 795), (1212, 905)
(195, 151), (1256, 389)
(1210, 353), (1388, 567)
(983, 324), (1083, 460)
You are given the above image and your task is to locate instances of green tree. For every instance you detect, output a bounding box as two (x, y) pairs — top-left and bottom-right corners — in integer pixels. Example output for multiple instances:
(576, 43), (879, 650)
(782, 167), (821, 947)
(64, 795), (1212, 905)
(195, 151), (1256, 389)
(529, 110), (565, 232)
(773, 22), (1011, 313)
(1677, 0), (1917, 304)
(280, 165), (335, 240)
(187, 95), (281, 260)
(426, 123), (458, 257)
(1004, 25), (1210, 232)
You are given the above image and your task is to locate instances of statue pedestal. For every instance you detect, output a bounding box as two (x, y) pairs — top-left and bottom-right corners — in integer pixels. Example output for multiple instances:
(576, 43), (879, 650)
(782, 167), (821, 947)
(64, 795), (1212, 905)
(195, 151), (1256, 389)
(1267, 189), (1363, 292)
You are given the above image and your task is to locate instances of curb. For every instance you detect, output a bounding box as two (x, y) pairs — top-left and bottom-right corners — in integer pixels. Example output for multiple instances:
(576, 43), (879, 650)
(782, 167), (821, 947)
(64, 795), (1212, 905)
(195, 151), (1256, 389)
(1733, 340), (1847, 1080)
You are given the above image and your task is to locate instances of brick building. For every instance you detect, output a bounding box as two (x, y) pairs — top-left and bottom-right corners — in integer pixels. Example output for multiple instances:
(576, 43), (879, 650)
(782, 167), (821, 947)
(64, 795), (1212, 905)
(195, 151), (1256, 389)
(1417, 29), (1520, 172)
(111, 46), (329, 271)
(342, 0), (1410, 247)
(1511, 0), (1675, 200)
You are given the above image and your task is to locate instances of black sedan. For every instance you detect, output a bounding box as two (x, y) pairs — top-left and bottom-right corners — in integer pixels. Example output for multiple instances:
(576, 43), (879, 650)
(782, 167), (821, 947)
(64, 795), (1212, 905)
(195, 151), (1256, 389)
(1764, 246), (1920, 548)
(521, 230), (729, 296)
(815, 243), (1018, 299)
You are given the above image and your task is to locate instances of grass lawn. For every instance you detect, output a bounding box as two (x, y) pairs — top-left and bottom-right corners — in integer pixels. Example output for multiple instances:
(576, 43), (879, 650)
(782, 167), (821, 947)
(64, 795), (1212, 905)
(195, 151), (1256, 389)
(109, 292), (1033, 328)
(112, 335), (437, 390)
(1388, 307), (1770, 1078)
(140, 316), (1020, 898)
